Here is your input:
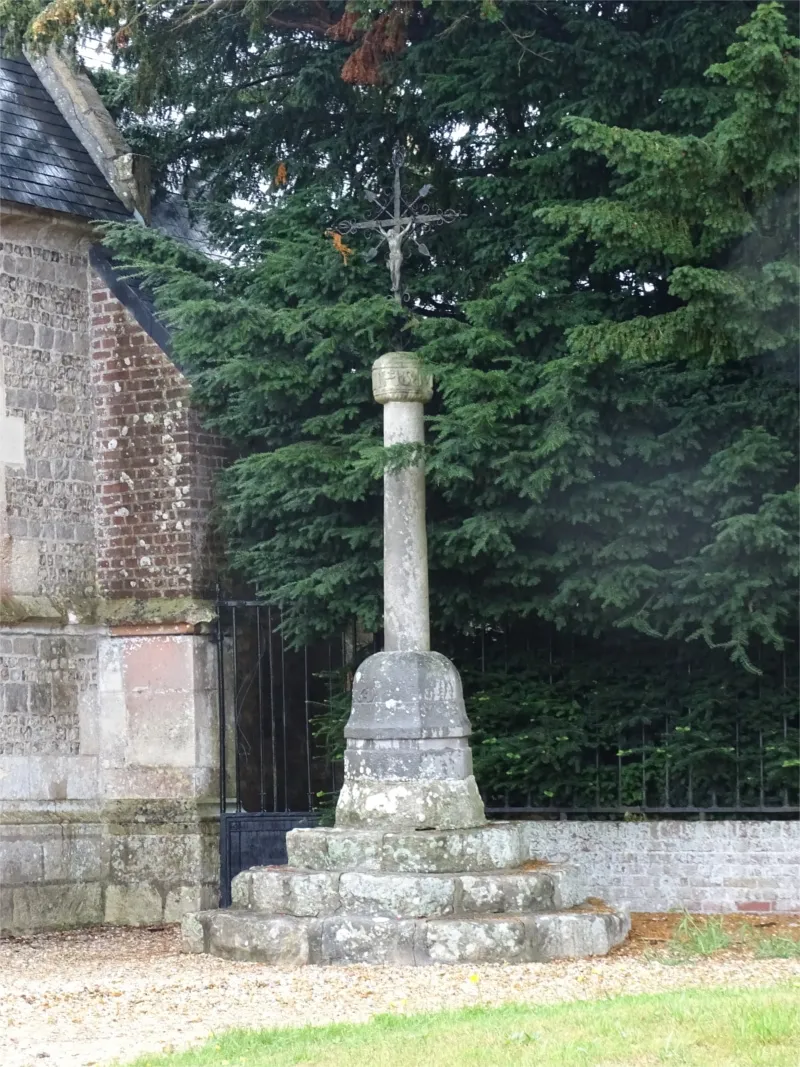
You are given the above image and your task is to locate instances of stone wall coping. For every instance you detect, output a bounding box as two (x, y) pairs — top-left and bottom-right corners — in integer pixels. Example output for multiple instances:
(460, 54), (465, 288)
(0, 597), (216, 626)
(0, 798), (220, 826)
(109, 622), (206, 638)
(24, 45), (151, 221)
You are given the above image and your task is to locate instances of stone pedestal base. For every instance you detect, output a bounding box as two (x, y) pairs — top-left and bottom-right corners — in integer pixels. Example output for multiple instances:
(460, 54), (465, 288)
(334, 776), (485, 831)
(335, 650), (487, 831)
(182, 824), (629, 966)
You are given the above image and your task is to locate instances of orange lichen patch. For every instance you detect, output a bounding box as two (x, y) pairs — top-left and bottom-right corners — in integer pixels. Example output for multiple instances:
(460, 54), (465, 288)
(568, 898), (615, 914)
(109, 623), (202, 638)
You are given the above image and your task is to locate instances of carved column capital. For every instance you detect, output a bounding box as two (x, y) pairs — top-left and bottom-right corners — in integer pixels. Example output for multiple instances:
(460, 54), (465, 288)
(372, 352), (433, 405)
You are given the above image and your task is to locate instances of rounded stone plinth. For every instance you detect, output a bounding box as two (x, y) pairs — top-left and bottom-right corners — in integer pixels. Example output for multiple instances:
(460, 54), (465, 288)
(345, 652), (471, 742)
(182, 904), (630, 966)
(286, 823), (525, 873)
(335, 651), (487, 831)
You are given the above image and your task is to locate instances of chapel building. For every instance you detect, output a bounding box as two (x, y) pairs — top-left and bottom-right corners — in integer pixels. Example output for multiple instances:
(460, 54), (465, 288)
(0, 42), (223, 931)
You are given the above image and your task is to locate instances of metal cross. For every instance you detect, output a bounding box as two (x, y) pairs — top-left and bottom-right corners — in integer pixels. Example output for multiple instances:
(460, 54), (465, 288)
(336, 143), (460, 304)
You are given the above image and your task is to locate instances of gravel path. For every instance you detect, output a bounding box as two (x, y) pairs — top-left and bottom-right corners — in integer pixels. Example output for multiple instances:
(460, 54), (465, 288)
(2, 923), (798, 1067)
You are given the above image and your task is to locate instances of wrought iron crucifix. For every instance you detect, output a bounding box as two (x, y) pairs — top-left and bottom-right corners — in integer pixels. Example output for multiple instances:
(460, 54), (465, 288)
(336, 143), (460, 304)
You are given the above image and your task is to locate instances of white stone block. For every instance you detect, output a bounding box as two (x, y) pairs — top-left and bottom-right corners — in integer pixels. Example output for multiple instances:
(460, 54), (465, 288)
(67, 755), (99, 799)
(165, 885), (206, 923)
(0, 757), (31, 800)
(105, 882), (164, 925)
(126, 689), (196, 767)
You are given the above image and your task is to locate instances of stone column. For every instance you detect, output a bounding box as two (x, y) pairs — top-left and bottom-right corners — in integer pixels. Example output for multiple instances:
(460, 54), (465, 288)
(375, 352), (432, 652)
(334, 353), (485, 831)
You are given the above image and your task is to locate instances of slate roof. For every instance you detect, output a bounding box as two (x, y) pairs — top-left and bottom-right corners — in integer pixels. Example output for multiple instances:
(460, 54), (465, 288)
(0, 47), (131, 221)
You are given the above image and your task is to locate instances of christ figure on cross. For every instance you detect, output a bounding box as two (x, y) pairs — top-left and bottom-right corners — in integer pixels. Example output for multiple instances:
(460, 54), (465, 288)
(336, 142), (459, 304)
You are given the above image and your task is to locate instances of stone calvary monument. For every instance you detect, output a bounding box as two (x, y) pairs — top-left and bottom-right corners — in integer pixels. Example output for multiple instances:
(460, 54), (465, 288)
(181, 148), (629, 965)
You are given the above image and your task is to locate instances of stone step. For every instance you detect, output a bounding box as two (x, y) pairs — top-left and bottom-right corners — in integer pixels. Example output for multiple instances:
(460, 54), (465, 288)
(182, 904), (630, 966)
(286, 822), (527, 873)
(231, 863), (585, 920)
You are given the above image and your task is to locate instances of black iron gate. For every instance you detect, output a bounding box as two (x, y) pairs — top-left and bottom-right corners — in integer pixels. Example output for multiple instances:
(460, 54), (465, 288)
(215, 600), (348, 904)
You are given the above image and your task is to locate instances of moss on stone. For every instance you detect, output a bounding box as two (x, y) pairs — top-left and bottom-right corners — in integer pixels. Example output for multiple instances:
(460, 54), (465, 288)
(97, 597), (216, 626)
(0, 594), (65, 624)
(0, 594), (215, 626)
(0, 799), (218, 828)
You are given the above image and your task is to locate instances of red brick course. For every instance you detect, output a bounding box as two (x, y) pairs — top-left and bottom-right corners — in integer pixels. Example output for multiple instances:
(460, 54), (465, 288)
(91, 274), (226, 599)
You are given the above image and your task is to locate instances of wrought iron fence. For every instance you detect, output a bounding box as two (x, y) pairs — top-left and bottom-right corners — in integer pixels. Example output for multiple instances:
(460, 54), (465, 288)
(481, 710), (800, 818)
(448, 626), (800, 819)
(215, 600), (357, 815)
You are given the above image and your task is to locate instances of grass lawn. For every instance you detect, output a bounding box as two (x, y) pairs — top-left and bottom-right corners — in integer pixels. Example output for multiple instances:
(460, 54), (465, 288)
(127, 983), (800, 1067)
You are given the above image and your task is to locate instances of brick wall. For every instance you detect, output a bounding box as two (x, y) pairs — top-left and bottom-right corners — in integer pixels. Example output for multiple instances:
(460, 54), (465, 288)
(522, 820), (800, 913)
(90, 273), (226, 599)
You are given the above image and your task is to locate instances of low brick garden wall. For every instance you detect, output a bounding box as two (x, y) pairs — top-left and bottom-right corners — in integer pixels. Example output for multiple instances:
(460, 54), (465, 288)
(522, 819), (799, 913)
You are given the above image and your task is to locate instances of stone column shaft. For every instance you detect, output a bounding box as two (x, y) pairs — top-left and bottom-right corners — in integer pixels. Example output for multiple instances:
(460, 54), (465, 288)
(372, 352), (433, 652)
(333, 352), (485, 831)
(383, 399), (429, 652)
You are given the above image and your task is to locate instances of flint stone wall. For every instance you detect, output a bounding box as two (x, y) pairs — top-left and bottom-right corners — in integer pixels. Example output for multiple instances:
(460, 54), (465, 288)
(2, 213), (96, 600)
(522, 819), (800, 914)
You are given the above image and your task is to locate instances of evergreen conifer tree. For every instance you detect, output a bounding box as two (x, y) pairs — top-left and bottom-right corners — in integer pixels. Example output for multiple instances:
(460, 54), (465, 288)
(5, 2), (797, 671)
